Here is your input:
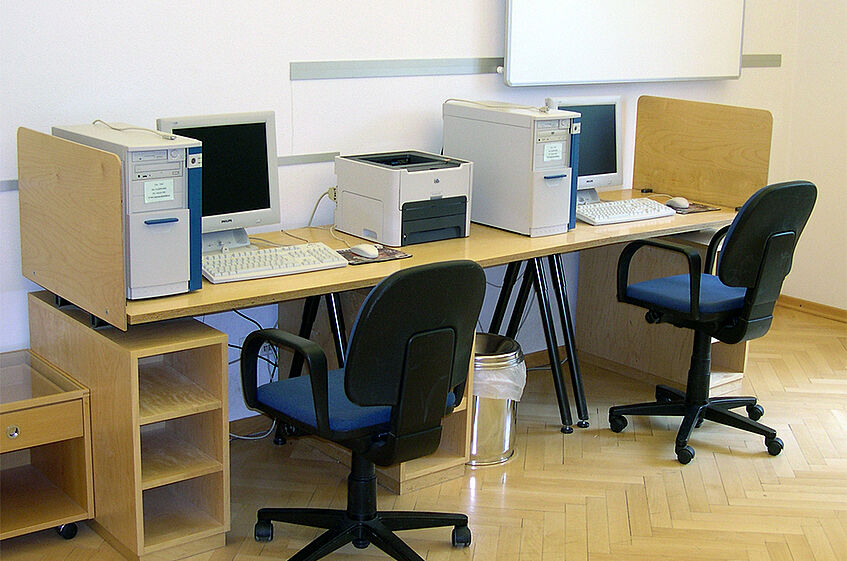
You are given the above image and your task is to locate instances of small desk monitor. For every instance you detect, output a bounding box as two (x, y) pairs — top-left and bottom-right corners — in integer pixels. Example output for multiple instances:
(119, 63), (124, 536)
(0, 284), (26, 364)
(546, 96), (622, 204)
(157, 111), (280, 252)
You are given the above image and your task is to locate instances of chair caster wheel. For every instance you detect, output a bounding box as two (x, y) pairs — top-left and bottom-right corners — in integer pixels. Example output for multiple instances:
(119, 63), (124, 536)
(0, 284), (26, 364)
(561, 425), (574, 434)
(676, 445), (695, 464)
(765, 436), (784, 456)
(746, 404), (764, 421)
(609, 414), (627, 433)
(452, 525), (472, 547)
(56, 523), (78, 539)
(352, 537), (370, 549)
(254, 520), (273, 542)
(577, 420), (590, 428)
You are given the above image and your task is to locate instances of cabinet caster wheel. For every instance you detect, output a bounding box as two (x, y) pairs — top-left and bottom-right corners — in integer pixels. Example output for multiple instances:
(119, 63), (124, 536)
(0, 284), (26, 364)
(609, 414), (627, 433)
(254, 520), (273, 542)
(746, 404), (764, 421)
(56, 523), (78, 539)
(452, 525), (472, 547)
(765, 436), (784, 456)
(676, 446), (695, 464)
(577, 420), (590, 429)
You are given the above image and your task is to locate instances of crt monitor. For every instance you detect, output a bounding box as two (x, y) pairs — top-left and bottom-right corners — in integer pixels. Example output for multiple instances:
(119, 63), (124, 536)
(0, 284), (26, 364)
(545, 96), (622, 204)
(156, 111), (280, 252)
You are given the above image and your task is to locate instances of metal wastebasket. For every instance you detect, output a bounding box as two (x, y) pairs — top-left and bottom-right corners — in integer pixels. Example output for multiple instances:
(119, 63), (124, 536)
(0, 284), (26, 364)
(467, 333), (525, 466)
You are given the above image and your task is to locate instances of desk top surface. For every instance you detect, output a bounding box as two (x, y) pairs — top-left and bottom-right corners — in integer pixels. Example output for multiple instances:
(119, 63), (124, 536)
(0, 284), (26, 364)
(124, 191), (735, 325)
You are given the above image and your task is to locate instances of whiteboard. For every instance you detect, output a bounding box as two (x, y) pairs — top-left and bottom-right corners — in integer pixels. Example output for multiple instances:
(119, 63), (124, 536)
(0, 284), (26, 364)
(504, 0), (745, 86)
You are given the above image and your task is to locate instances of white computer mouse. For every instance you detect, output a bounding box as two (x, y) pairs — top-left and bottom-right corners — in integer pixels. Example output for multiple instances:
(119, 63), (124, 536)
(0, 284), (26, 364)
(666, 196), (690, 210)
(350, 243), (379, 259)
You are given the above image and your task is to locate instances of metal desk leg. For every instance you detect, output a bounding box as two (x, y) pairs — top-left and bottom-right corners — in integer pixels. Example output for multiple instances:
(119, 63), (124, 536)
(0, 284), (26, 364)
(528, 258), (574, 433)
(488, 261), (522, 334)
(324, 292), (347, 367)
(505, 263), (533, 340)
(548, 254), (589, 428)
(277, 293), (346, 445)
(289, 295), (321, 378)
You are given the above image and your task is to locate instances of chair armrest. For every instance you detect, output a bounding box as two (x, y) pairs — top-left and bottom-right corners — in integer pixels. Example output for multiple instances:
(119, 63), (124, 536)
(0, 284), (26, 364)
(240, 329), (331, 438)
(617, 238), (703, 319)
(704, 225), (731, 273)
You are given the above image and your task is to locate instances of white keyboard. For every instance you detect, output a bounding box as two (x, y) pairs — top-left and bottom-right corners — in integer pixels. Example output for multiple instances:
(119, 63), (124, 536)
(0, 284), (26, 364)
(575, 197), (677, 226)
(201, 242), (348, 283)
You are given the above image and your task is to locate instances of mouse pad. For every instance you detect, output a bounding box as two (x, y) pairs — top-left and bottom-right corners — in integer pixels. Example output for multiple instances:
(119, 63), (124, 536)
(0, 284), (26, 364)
(337, 246), (412, 265)
(673, 202), (721, 214)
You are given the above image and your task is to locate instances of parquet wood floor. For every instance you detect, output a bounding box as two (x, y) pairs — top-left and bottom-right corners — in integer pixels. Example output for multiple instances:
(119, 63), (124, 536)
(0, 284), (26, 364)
(2, 307), (845, 560)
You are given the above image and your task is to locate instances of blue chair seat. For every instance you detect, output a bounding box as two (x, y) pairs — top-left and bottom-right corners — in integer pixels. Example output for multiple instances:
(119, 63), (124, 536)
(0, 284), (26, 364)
(256, 369), (459, 433)
(257, 370), (390, 432)
(626, 273), (746, 314)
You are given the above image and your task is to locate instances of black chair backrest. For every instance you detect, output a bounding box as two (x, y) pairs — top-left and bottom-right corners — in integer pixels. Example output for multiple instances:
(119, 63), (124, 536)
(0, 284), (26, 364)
(345, 259), (485, 406)
(716, 180), (816, 342)
(343, 260), (485, 463)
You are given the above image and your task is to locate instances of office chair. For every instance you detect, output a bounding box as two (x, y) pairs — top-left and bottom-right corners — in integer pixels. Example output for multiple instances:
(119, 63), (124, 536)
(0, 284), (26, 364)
(608, 181), (816, 464)
(240, 260), (486, 561)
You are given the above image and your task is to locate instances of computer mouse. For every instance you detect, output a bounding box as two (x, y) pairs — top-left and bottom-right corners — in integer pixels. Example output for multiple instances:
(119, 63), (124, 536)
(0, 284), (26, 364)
(350, 243), (380, 259)
(666, 196), (690, 210)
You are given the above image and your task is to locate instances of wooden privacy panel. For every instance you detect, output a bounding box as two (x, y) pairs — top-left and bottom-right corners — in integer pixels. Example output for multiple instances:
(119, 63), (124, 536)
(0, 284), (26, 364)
(17, 128), (127, 329)
(633, 96), (773, 209)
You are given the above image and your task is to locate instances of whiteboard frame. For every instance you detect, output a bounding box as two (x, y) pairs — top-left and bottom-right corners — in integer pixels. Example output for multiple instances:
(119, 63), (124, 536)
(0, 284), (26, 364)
(504, 0), (745, 87)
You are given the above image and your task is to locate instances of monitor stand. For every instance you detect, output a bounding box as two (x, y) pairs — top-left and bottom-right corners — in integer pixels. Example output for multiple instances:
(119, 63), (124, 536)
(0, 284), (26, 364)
(576, 188), (600, 205)
(202, 228), (251, 253)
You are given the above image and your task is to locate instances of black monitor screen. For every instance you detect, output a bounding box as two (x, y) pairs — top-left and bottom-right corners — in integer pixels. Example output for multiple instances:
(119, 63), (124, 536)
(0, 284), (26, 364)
(173, 122), (271, 217)
(559, 104), (617, 176)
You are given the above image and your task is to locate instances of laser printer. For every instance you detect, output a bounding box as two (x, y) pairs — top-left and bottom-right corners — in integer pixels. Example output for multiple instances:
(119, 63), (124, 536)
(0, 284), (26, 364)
(443, 100), (581, 236)
(52, 123), (202, 299)
(334, 150), (472, 247)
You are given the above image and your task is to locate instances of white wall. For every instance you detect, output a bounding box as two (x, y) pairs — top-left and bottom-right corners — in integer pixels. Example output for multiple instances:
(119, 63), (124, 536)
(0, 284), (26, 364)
(781, 3), (847, 307)
(1, 0), (843, 419)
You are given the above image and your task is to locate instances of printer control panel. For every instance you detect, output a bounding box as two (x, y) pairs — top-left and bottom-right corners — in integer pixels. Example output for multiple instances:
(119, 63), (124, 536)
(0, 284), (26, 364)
(533, 119), (573, 171)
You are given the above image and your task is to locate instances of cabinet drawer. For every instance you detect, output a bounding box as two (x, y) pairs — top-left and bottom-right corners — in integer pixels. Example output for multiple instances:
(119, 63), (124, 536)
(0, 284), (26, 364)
(0, 400), (83, 453)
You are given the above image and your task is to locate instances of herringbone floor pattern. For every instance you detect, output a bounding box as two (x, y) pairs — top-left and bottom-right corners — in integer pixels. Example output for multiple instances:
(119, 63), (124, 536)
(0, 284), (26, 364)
(2, 307), (845, 560)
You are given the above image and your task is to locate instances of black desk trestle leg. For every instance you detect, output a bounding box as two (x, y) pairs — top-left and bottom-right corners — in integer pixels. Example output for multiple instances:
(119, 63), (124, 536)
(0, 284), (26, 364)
(527, 258), (574, 432)
(488, 261), (522, 335)
(276, 293), (348, 445)
(548, 254), (589, 428)
(491, 258), (590, 433)
(504, 263), (534, 341)
(324, 292), (347, 367)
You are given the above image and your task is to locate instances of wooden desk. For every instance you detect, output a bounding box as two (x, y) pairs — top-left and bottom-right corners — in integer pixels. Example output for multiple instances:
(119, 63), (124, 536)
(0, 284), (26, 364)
(25, 198), (733, 560)
(124, 196), (736, 326)
(18, 96), (765, 560)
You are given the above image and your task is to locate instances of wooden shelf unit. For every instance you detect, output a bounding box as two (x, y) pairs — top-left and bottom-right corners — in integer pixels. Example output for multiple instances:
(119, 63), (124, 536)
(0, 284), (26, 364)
(0, 351), (93, 540)
(27, 292), (229, 561)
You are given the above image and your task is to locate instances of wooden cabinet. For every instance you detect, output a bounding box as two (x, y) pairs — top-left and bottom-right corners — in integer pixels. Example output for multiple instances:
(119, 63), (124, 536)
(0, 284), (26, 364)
(0, 351), (93, 540)
(27, 292), (229, 561)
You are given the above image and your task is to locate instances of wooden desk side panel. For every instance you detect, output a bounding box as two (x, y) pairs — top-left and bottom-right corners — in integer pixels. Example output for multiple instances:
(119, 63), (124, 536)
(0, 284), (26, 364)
(17, 128), (127, 330)
(576, 242), (747, 389)
(632, 96), (772, 209)
(28, 293), (143, 553)
(577, 243), (692, 387)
